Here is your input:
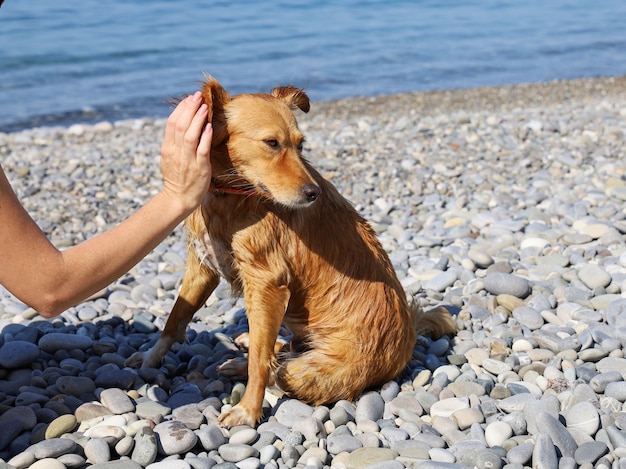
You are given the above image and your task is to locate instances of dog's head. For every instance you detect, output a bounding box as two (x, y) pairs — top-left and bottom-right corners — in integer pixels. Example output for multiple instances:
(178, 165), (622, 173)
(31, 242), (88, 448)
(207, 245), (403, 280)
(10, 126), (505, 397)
(201, 76), (321, 208)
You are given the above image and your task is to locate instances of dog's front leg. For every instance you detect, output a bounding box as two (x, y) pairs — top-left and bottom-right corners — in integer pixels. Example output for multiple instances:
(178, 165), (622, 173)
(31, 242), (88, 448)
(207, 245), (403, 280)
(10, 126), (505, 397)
(219, 282), (290, 427)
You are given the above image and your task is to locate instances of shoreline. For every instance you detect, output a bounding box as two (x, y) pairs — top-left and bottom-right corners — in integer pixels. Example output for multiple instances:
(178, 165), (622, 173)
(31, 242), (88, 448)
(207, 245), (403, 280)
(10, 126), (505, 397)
(1, 75), (625, 136)
(309, 74), (626, 120)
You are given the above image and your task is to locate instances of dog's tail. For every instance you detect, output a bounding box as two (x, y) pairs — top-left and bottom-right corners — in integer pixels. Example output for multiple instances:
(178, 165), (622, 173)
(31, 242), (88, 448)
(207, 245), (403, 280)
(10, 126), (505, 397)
(412, 303), (458, 339)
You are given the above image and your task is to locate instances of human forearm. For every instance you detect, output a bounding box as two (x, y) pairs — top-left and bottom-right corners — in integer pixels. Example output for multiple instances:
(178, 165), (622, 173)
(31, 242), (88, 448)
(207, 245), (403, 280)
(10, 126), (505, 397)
(38, 190), (194, 316)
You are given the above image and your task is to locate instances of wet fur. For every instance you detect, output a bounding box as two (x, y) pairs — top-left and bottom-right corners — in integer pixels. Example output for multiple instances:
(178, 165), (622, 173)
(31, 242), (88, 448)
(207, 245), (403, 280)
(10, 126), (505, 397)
(127, 76), (456, 427)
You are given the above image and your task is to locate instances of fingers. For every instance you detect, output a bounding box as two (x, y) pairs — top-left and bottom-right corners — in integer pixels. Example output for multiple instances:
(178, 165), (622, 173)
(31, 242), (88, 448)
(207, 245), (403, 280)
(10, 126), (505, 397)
(197, 123), (213, 162)
(164, 91), (204, 149)
(183, 103), (209, 150)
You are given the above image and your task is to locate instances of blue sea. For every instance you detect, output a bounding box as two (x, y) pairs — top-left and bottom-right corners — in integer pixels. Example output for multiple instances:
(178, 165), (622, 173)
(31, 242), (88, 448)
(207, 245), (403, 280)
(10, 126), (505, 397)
(1, 0), (625, 132)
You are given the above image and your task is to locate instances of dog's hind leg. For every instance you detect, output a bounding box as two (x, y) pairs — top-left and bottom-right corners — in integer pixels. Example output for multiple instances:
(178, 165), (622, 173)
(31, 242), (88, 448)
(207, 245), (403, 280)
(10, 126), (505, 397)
(275, 306), (457, 406)
(126, 251), (220, 369)
(274, 349), (368, 405)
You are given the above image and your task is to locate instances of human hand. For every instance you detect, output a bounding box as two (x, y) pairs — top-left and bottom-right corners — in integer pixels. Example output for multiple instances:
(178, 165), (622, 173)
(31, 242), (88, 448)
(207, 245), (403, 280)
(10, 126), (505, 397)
(160, 91), (213, 212)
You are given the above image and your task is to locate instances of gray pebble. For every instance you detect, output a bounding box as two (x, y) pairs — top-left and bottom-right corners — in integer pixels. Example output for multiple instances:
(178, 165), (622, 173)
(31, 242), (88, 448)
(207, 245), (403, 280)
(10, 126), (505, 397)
(532, 433), (558, 469)
(31, 438), (77, 459)
(574, 441), (609, 465)
(100, 388), (136, 414)
(0, 340), (40, 368)
(85, 437), (111, 464)
(535, 412), (577, 458)
(483, 273), (531, 298)
(327, 434), (363, 455)
(132, 426), (158, 466)
(273, 399), (314, 427)
(154, 421), (198, 455)
(38, 333), (93, 352)
(218, 444), (260, 463)
(355, 392), (385, 422)
(605, 381), (626, 401)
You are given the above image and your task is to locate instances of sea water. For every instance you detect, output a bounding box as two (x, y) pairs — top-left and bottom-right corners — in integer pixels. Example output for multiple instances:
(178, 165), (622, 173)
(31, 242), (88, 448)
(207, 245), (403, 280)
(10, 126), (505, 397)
(1, 0), (625, 131)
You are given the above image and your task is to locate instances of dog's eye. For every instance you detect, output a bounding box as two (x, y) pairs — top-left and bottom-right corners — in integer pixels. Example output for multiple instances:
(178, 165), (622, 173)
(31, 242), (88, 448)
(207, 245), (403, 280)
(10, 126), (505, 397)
(264, 139), (279, 148)
(297, 141), (304, 152)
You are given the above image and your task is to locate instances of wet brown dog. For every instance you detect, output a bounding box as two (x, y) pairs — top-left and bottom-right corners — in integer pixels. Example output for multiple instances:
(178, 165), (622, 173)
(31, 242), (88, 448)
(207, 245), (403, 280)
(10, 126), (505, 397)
(128, 76), (456, 427)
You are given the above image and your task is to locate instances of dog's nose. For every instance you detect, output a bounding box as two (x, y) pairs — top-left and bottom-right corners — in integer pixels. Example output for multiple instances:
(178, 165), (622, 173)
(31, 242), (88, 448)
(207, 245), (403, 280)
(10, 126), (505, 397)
(303, 184), (321, 202)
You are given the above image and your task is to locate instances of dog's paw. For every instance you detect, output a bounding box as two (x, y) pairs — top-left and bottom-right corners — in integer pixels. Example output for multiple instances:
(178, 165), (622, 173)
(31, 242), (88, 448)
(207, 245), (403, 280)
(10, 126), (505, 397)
(234, 332), (250, 349)
(124, 351), (147, 369)
(124, 349), (163, 369)
(218, 357), (249, 379)
(219, 404), (259, 428)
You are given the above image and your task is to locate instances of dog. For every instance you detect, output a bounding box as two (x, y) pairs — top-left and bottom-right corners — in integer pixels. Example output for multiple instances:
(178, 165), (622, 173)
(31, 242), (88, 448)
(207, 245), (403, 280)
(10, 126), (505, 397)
(127, 76), (457, 427)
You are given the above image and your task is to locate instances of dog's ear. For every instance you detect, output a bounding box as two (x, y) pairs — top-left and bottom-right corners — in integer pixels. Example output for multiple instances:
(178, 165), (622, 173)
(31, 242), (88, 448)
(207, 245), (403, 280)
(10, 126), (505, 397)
(201, 74), (231, 145)
(270, 86), (310, 113)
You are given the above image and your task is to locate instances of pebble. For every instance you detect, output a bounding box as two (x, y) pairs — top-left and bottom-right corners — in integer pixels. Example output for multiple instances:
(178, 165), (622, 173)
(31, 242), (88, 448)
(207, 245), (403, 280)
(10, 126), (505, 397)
(1, 77), (626, 468)
(153, 421), (198, 455)
(100, 388), (136, 414)
(0, 340), (40, 368)
(483, 273), (531, 298)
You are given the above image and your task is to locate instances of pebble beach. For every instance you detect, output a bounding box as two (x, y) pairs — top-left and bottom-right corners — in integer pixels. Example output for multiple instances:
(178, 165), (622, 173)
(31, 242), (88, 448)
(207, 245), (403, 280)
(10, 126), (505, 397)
(1, 75), (626, 468)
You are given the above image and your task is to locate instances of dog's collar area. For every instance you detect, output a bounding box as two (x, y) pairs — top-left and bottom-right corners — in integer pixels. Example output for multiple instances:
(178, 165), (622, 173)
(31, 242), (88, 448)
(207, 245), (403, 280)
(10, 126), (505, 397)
(209, 181), (257, 196)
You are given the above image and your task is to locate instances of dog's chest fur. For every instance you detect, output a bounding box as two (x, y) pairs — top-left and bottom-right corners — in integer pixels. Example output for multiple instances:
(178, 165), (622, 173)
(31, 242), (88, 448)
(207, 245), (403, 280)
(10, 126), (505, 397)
(192, 230), (236, 283)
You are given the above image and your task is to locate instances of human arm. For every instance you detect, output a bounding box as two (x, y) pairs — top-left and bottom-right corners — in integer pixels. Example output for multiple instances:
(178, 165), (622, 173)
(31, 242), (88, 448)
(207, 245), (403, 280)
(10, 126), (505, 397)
(0, 91), (212, 317)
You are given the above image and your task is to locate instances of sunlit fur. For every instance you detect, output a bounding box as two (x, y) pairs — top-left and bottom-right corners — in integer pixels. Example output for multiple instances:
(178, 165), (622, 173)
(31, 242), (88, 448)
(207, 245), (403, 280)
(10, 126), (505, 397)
(128, 76), (457, 427)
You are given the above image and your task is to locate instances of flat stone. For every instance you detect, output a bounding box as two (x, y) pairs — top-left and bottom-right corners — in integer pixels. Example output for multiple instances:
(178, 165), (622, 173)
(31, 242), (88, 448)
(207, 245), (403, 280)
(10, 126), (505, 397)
(424, 270), (458, 292)
(484, 421), (513, 447)
(578, 264), (612, 289)
(483, 273), (531, 298)
(172, 404), (205, 430)
(131, 426), (158, 467)
(29, 459), (66, 469)
(100, 388), (136, 414)
(154, 420), (198, 455)
(565, 401), (599, 435)
(38, 333), (93, 352)
(605, 381), (626, 401)
(574, 441), (609, 465)
(535, 411), (577, 457)
(45, 414), (78, 439)
(55, 375), (96, 396)
(31, 438), (77, 459)
(512, 306), (544, 330)
(532, 433), (558, 469)
(0, 340), (40, 368)
(388, 394), (423, 418)
(196, 424), (228, 451)
(217, 443), (260, 463)
(327, 434), (363, 455)
(273, 399), (314, 427)
(0, 406), (37, 431)
(430, 397), (469, 418)
(75, 402), (114, 422)
(355, 391), (385, 422)
(135, 399), (172, 420)
(345, 447), (399, 469)
(85, 437), (111, 464)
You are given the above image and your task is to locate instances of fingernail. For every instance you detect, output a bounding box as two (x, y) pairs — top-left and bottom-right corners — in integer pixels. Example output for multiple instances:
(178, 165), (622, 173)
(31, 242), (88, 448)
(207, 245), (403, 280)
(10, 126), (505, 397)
(192, 91), (202, 102)
(199, 103), (208, 113)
